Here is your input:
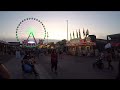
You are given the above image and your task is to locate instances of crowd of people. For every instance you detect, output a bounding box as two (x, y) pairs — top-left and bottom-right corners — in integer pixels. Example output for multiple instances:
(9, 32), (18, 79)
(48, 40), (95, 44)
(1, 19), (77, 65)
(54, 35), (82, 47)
(0, 44), (120, 79)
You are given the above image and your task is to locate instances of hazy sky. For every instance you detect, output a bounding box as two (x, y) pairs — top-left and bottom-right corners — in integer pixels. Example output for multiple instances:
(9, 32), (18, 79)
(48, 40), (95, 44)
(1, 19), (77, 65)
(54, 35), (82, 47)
(0, 11), (120, 43)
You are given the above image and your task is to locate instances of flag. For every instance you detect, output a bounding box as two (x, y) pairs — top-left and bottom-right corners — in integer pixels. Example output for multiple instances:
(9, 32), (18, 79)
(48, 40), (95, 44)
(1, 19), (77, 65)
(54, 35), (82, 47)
(79, 29), (81, 39)
(70, 33), (72, 40)
(76, 30), (78, 38)
(47, 32), (48, 38)
(77, 31), (79, 38)
(73, 31), (75, 39)
(83, 28), (85, 36)
(86, 29), (89, 36)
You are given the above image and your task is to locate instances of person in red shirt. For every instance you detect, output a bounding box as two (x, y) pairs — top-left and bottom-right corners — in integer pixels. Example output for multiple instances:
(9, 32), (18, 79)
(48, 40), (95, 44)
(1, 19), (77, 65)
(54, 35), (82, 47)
(51, 49), (58, 74)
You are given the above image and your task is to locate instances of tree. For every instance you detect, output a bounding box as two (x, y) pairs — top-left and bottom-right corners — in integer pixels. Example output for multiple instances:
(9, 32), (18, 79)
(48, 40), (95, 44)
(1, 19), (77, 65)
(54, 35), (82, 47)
(47, 42), (55, 49)
(56, 39), (67, 52)
(61, 39), (67, 52)
(62, 39), (67, 45)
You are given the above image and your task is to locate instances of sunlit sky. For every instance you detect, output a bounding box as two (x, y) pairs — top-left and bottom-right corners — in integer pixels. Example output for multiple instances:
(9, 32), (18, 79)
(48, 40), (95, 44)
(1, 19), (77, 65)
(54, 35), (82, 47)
(0, 11), (120, 42)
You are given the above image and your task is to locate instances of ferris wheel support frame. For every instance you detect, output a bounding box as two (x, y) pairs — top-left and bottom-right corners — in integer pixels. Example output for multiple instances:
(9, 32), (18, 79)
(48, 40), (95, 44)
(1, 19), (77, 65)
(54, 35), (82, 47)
(26, 32), (37, 45)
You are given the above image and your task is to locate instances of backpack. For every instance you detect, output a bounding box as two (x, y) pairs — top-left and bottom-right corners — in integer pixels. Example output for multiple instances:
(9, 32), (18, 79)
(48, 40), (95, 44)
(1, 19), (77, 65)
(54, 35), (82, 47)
(23, 64), (33, 73)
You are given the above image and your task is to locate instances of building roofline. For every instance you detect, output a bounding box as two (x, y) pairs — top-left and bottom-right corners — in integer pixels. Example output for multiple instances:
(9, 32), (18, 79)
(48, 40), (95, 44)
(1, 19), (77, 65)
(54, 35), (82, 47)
(107, 33), (120, 36)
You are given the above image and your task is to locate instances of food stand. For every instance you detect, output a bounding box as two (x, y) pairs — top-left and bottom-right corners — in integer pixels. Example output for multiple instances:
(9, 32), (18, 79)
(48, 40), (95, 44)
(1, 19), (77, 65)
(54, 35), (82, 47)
(66, 37), (96, 56)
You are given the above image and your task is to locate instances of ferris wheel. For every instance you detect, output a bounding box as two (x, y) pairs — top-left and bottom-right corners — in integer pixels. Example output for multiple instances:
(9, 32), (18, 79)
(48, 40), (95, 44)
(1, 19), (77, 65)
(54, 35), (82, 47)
(16, 18), (46, 45)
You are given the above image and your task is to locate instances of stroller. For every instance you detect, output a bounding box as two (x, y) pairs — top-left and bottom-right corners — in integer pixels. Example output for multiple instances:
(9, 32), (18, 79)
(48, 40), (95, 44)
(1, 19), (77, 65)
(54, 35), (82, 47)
(21, 54), (39, 76)
(21, 57), (33, 74)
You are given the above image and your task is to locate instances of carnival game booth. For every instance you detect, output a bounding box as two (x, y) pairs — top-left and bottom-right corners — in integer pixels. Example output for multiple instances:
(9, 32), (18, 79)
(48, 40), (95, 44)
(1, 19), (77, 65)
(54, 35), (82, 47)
(66, 37), (96, 56)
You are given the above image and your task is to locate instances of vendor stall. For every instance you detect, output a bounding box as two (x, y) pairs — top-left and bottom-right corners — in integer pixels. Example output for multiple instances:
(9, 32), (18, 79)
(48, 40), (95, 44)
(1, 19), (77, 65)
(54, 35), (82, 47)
(66, 37), (96, 56)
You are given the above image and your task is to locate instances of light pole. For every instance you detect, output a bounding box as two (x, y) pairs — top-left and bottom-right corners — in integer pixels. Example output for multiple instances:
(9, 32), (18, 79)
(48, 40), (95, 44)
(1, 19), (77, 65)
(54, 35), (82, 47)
(67, 20), (68, 41)
(66, 20), (68, 53)
(47, 32), (48, 44)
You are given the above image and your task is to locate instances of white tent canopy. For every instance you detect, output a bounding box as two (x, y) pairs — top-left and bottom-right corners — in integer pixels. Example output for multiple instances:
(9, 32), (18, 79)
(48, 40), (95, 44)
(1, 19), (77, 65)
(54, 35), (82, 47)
(105, 43), (111, 49)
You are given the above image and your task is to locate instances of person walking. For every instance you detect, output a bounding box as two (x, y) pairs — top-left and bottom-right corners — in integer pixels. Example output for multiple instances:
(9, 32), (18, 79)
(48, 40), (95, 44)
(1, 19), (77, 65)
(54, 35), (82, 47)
(51, 49), (58, 74)
(107, 51), (114, 70)
(59, 50), (63, 59)
(116, 59), (120, 79)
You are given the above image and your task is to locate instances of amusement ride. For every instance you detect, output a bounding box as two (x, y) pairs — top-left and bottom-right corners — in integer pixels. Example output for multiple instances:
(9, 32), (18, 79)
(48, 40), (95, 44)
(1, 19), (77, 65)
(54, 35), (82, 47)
(16, 18), (47, 48)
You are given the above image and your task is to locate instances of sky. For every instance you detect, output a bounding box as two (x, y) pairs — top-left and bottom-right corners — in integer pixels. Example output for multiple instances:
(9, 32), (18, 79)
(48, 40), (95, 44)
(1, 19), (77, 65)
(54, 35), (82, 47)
(0, 11), (120, 43)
